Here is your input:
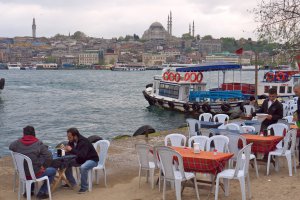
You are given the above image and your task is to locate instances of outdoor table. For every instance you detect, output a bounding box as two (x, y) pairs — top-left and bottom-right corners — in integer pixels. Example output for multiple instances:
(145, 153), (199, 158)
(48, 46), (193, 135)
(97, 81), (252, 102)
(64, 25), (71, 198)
(244, 120), (262, 132)
(172, 147), (233, 174)
(50, 154), (76, 192)
(199, 121), (223, 129)
(209, 128), (242, 136)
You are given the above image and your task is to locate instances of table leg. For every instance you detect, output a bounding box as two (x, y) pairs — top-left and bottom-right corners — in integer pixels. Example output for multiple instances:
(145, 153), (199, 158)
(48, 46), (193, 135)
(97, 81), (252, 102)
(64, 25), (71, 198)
(51, 169), (65, 192)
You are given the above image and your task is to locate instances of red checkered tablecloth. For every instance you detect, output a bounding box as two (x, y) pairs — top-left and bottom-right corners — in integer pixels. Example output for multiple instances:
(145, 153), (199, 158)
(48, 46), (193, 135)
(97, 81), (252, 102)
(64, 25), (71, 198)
(242, 134), (283, 153)
(172, 147), (233, 174)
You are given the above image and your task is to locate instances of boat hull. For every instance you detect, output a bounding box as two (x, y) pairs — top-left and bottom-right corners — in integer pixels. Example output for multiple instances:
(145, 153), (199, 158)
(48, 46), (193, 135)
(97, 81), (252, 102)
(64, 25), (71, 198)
(143, 90), (244, 116)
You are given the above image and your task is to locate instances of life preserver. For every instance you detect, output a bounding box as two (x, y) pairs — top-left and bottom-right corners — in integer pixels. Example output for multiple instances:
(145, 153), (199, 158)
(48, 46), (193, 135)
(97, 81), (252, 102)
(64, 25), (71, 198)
(184, 73), (191, 81)
(221, 103), (231, 112)
(183, 103), (190, 111)
(190, 72), (198, 83)
(276, 72), (286, 81)
(168, 101), (175, 109)
(197, 72), (203, 83)
(266, 72), (274, 82)
(202, 103), (211, 113)
(174, 73), (181, 82)
(168, 72), (175, 81)
(192, 102), (200, 112)
(163, 72), (169, 81)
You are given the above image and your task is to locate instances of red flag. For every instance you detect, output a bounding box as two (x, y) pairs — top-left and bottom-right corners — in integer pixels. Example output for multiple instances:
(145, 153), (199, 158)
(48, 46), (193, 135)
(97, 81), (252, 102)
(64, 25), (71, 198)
(235, 48), (243, 55)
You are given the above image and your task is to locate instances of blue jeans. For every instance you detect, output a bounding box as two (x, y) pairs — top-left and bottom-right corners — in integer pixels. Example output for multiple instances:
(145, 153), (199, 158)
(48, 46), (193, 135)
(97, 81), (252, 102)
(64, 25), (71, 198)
(36, 167), (56, 194)
(65, 160), (97, 190)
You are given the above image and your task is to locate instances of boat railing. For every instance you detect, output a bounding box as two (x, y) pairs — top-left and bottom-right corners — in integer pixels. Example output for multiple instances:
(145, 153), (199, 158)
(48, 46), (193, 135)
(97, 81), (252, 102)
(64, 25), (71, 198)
(189, 90), (249, 102)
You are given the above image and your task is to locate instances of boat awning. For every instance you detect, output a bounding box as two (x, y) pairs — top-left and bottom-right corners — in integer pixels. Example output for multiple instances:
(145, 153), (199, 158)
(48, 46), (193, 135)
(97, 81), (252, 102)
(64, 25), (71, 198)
(176, 63), (241, 72)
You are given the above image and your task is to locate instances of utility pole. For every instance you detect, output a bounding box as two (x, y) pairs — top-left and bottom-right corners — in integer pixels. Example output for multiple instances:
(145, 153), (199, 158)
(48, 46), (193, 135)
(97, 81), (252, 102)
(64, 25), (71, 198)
(255, 52), (259, 98)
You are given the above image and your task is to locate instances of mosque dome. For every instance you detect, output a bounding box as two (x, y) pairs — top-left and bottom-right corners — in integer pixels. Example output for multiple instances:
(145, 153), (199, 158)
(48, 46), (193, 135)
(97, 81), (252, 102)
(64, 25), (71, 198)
(142, 21), (170, 40)
(150, 22), (164, 29)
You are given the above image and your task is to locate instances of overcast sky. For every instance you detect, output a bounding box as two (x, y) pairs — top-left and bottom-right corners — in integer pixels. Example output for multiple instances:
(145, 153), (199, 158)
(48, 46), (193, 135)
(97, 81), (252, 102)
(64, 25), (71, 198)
(0, 0), (259, 39)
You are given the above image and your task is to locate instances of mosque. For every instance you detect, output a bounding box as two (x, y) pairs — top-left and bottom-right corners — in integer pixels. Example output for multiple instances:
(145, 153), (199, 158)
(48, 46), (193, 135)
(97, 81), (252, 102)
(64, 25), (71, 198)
(142, 11), (194, 40)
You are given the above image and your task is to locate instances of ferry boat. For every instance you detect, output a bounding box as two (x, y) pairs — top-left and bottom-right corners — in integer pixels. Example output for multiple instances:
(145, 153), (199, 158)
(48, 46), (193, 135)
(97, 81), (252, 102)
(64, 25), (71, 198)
(111, 63), (146, 71)
(143, 63), (251, 116)
(7, 62), (22, 70)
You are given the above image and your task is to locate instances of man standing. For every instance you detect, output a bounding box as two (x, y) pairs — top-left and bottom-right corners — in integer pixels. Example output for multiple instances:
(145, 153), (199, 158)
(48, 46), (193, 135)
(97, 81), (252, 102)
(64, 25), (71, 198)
(9, 126), (56, 199)
(64, 128), (99, 193)
(293, 83), (300, 167)
(254, 88), (283, 132)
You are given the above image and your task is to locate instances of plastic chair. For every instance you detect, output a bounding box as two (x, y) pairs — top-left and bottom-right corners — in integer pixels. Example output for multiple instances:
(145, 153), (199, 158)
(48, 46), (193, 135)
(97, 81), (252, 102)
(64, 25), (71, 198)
(135, 144), (157, 189)
(287, 100), (295, 106)
(11, 152), (52, 200)
(241, 126), (256, 133)
(282, 103), (289, 117)
(164, 134), (186, 147)
(10, 151), (19, 192)
(267, 129), (298, 176)
(223, 123), (241, 131)
(267, 123), (289, 148)
(213, 114), (229, 124)
(225, 134), (259, 178)
(206, 135), (229, 153)
(283, 116), (294, 124)
(92, 140), (110, 187)
(243, 105), (255, 116)
(156, 146), (200, 200)
(199, 113), (213, 122)
(188, 136), (209, 150)
(186, 118), (201, 138)
(215, 143), (253, 200)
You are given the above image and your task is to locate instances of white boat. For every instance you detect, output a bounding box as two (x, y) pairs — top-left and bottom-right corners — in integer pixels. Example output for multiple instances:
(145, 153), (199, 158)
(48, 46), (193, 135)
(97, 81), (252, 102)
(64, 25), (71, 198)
(143, 63), (250, 116)
(111, 63), (146, 71)
(7, 62), (22, 70)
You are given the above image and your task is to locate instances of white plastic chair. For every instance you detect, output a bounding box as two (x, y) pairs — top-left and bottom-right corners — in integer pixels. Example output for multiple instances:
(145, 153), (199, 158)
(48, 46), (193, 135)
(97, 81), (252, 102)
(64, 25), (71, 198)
(10, 151), (19, 192)
(243, 105), (255, 116)
(282, 103), (289, 117)
(287, 100), (295, 106)
(267, 123), (289, 148)
(92, 140), (110, 187)
(206, 135), (229, 153)
(199, 113), (213, 122)
(164, 134), (186, 147)
(186, 118), (201, 138)
(215, 143), (253, 200)
(156, 146), (200, 200)
(188, 136), (209, 150)
(213, 114), (229, 124)
(223, 123), (241, 131)
(241, 126), (256, 133)
(283, 116), (295, 124)
(267, 129), (297, 176)
(226, 134), (259, 178)
(135, 144), (157, 189)
(11, 152), (52, 200)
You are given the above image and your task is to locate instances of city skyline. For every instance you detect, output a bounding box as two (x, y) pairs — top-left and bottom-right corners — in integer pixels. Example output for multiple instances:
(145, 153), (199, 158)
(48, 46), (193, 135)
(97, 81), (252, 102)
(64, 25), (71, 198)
(0, 0), (257, 39)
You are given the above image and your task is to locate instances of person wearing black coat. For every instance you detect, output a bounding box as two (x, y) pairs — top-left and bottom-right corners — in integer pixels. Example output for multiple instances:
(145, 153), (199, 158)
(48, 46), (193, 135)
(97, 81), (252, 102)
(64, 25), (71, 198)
(293, 84), (300, 167)
(253, 88), (283, 133)
(64, 128), (99, 193)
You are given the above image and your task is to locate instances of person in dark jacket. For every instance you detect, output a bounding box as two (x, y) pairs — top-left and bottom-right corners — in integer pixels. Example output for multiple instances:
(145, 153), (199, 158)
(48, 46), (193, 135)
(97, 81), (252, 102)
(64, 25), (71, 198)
(253, 88), (283, 133)
(64, 128), (99, 193)
(9, 126), (56, 199)
(293, 83), (300, 167)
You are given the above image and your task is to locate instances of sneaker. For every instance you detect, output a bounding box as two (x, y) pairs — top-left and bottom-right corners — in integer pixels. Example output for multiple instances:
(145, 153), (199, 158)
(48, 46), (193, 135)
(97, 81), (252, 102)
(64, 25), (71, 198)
(78, 188), (87, 194)
(36, 193), (49, 199)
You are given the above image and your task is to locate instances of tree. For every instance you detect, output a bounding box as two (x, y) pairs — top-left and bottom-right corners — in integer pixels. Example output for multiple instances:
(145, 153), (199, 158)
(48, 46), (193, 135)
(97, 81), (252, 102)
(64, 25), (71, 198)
(202, 35), (213, 40)
(72, 31), (86, 40)
(254, 0), (300, 47)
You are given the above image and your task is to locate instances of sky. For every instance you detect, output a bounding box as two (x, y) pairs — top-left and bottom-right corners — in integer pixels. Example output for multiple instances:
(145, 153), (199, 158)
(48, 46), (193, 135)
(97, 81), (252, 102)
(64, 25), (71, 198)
(0, 0), (259, 39)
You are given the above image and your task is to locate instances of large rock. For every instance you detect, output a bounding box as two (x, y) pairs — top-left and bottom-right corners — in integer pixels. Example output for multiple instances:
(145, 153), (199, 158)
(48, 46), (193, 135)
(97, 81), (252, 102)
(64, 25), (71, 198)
(87, 135), (103, 143)
(133, 125), (156, 136)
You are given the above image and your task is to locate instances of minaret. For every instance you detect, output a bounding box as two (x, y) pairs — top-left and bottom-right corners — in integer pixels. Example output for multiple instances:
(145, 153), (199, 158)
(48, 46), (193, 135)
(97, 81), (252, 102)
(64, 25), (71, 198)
(32, 18), (36, 38)
(167, 15), (170, 34)
(192, 20), (195, 37)
(189, 24), (191, 35)
(169, 11), (172, 36)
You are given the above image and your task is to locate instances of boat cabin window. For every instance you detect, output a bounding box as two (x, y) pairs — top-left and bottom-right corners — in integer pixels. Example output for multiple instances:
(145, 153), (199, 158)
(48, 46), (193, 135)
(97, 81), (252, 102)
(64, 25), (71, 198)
(287, 86), (292, 93)
(264, 86), (270, 93)
(271, 86), (278, 93)
(159, 83), (179, 98)
(279, 86), (285, 93)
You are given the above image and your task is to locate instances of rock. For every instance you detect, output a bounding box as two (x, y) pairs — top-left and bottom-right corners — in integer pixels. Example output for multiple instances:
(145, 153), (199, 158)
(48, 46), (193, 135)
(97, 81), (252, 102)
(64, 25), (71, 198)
(133, 125), (155, 136)
(87, 135), (103, 143)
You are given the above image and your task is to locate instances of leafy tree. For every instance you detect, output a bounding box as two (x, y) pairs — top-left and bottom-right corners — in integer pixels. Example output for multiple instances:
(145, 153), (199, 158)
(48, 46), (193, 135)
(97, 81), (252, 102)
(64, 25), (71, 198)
(133, 34), (140, 40)
(202, 35), (213, 40)
(72, 31), (86, 40)
(182, 33), (193, 40)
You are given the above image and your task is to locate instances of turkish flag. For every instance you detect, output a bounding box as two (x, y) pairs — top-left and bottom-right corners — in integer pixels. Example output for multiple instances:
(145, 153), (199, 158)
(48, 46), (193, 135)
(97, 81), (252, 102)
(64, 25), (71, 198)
(235, 48), (243, 55)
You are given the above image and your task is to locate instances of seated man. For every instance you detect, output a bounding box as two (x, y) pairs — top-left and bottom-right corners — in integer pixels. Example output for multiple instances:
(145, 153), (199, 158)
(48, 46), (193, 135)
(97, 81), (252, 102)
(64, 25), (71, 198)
(64, 128), (99, 193)
(9, 126), (56, 199)
(253, 88), (283, 133)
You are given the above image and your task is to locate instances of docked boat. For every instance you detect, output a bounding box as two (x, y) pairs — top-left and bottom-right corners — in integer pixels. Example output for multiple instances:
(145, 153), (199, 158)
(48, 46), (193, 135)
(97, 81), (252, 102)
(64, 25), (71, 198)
(111, 63), (146, 71)
(143, 63), (251, 116)
(7, 62), (22, 70)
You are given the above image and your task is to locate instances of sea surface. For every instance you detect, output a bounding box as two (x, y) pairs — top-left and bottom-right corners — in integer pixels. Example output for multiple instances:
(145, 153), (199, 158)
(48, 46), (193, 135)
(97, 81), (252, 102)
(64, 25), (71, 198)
(0, 69), (263, 156)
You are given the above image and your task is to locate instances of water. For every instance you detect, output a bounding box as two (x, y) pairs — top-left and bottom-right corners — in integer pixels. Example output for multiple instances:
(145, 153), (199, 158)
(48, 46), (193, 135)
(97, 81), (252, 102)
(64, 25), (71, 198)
(0, 69), (263, 156)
